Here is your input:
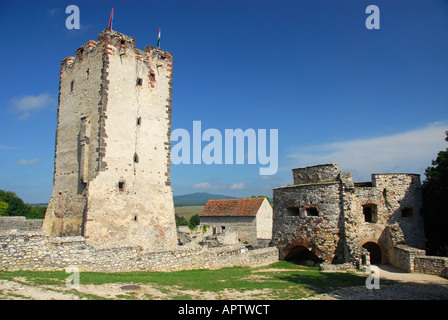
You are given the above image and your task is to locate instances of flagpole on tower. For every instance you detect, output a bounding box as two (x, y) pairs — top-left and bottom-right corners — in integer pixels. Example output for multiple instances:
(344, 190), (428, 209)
(157, 28), (161, 48)
(108, 8), (114, 30)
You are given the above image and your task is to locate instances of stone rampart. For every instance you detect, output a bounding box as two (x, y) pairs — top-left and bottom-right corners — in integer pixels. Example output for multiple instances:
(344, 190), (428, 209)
(0, 217), (43, 232)
(0, 231), (278, 272)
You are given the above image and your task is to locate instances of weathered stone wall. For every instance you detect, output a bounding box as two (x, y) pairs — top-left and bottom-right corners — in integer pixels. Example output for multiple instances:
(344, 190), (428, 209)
(199, 216), (258, 246)
(272, 181), (345, 263)
(383, 224), (447, 277)
(0, 217), (43, 232)
(292, 163), (340, 185)
(43, 29), (177, 249)
(414, 256), (448, 278)
(372, 174), (424, 248)
(43, 38), (104, 237)
(0, 231), (278, 272)
(343, 173), (425, 264)
(177, 225), (213, 245)
(339, 172), (359, 264)
(386, 244), (448, 278)
(389, 244), (426, 272)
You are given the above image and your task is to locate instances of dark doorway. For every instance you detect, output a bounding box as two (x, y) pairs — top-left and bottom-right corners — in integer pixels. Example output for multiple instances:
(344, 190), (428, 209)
(284, 246), (323, 267)
(362, 242), (382, 264)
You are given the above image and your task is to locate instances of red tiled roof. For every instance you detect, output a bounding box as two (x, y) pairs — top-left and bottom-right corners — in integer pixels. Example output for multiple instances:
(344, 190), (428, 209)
(199, 198), (266, 217)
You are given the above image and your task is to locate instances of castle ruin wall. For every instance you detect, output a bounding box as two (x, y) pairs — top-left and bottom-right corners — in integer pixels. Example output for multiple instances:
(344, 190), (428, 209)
(0, 231), (278, 272)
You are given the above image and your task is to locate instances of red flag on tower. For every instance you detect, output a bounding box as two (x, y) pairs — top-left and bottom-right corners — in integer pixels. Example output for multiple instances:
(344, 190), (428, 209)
(157, 28), (161, 48)
(108, 8), (114, 30)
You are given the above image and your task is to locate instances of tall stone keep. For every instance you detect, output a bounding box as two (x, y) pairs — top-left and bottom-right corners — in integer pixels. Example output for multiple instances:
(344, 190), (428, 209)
(43, 29), (178, 249)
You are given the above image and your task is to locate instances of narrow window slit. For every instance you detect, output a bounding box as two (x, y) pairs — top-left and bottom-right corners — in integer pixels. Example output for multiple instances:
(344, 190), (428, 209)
(286, 205), (300, 217)
(305, 207), (319, 217)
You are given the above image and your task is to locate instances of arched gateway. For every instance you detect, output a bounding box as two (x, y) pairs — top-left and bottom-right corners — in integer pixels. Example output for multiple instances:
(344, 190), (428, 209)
(362, 242), (382, 264)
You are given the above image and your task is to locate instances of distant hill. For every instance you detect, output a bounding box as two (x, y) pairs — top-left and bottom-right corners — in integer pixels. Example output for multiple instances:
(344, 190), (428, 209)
(29, 203), (48, 207)
(173, 192), (237, 206)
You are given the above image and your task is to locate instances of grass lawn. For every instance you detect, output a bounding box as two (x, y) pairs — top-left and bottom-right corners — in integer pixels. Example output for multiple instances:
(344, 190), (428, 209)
(0, 261), (367, 300)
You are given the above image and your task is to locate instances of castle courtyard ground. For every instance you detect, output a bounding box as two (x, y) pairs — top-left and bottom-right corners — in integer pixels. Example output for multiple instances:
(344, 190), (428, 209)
(0, 264), (447, 300)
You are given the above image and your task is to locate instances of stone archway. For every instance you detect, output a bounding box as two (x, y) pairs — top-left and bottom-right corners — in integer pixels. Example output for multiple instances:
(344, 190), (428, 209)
(362, 242), (382, 264)
(284, 245), (323, 266)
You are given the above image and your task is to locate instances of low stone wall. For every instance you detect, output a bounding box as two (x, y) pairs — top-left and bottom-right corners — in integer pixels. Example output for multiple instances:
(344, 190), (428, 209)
(389, 245), (425, 272)
(0, 217), (43, 232)
(414, 256), (448, 278)
(0, 231), (279, 272)
(389, 244), (448, 278)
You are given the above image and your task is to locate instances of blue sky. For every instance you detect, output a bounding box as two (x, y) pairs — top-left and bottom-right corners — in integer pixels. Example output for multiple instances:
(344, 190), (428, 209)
(0, 0), (447, 204)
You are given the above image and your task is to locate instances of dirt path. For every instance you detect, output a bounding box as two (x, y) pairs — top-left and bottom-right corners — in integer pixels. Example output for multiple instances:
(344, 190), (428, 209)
(376, 264), (448, 284)
(311, 264), (448, 300)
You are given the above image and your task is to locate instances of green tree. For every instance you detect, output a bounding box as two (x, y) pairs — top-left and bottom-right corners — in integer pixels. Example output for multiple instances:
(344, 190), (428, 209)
(422, 131), (448, 256)
(175, 214), (188, 227)
(0, 201), (8, 216)
(26, 205), (46, 219)
(189, 214), (200, 229)
(0, 190), (31, 217)
(251, 195), (272, 205)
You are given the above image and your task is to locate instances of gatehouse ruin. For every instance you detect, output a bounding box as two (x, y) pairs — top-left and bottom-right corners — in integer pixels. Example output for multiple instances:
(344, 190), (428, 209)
(272, 163), (426, 266)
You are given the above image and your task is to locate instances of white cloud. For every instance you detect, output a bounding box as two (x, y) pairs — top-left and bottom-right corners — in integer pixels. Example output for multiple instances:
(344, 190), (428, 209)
(17, 158), (41, 166)
(230, 183), (245, 190)
(193, 182), (224, 190)
(285, 122), (447, 181)
(48, 8), (63, 16)
(10, 94), (55, 119)
(193, 182), (246, 190)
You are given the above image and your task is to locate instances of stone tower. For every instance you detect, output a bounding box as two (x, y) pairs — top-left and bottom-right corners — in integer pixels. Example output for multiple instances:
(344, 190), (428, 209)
(42, 29), (178, 249)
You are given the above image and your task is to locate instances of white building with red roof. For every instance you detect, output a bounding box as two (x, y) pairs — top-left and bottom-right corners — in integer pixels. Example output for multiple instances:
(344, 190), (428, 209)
(199, 197), (273, 247)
